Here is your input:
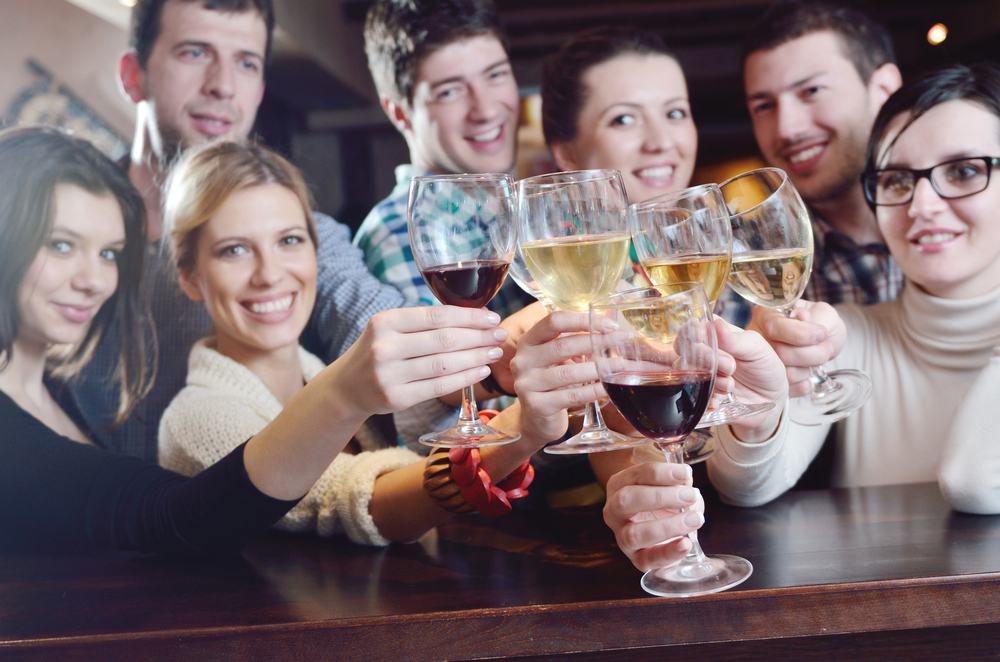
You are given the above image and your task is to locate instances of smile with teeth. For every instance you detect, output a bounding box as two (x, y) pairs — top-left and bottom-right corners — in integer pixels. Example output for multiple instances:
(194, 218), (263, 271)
(246, 294), (294, 314)
(788, 145), (824, 163)
(915, 232), (958, 245)
(470, 126), (502, 142)
(635, 165), (675, 180)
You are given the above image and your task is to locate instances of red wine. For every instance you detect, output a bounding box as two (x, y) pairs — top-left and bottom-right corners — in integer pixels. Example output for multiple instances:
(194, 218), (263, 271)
(603, 371), (713, 440)
(421, 260), (510, 308)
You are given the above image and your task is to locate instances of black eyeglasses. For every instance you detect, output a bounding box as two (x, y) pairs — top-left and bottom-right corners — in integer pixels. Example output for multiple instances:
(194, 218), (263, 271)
(862, 156), (1000, 207)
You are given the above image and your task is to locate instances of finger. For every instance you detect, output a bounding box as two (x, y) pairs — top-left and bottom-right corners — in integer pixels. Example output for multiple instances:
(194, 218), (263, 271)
(519, 310), (591, 346)
(383, 305), (502, 334)
(630, 537), (695, 572)
(388, 327), (507, 360)
(393, 365), (492, 407)
(606, 461), (693, 496)
(519, 331), (595, 366)
(516, 361), (599, 394)
(770, 341), (835, 370)
(613, 509), (704, 556)
(606, 482), (701, 525)
(398, 346), (504, 383)
(756, 313), (828, 348)
(521, 382), (605, 415)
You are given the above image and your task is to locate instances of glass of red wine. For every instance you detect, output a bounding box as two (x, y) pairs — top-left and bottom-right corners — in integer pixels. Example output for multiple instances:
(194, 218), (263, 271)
(407, 173), (520, 448)
(590, 284), (752, 597)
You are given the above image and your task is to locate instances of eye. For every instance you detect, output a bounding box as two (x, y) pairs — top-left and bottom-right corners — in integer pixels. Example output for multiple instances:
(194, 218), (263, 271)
(749, 100), (774, 115)
(99, 248), (121, 263)
(609, 113), (636, 128)
(238, 57), (261, 74)
(801, 85), (823, 99)
(279, 233), (308, 247)
(487, 66), (511, 82)
(878, 170), (913, 194)
(218, 243), (249, 258)
(435, 84), (464, 102)
(48, 239), (73, 254)
(178, 46), (207, 62)
(666, 107), (688, 121)
(943, 159), (986, 183)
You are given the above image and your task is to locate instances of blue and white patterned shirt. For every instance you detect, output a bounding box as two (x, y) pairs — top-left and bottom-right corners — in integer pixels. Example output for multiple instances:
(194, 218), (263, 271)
(717, 208), (904, 327)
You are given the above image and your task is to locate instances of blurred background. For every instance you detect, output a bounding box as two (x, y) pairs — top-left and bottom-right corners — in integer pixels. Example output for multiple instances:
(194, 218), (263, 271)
(2, 0), (998, 231)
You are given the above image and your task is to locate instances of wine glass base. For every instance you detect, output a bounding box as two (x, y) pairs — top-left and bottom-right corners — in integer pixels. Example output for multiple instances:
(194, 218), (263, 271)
(418, 422), (521, 449)
(640, 554), (753, 598)
(632, 433), (716, 465)
(696, 400), (775, 429)
(543, 428), (647, 455)
(789, 369), (872, 426)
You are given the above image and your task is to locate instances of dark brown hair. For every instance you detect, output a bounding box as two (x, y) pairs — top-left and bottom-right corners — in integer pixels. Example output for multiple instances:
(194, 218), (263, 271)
(541, 27), (679, 146)
(742, 0), (895, 83)
(0, 126), (152, 422)
(364, 0), (507, 104)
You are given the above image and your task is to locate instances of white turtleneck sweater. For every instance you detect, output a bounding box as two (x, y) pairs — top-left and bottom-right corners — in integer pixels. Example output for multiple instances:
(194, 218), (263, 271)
(158, 339), (420, 545)
(708, 285), (1000, 514)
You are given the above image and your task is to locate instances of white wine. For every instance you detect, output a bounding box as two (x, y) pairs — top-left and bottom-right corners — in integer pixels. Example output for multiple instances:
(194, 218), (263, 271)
(729, 248), (813, 309)
(642, 254), (731, 305)
(521, 234), (630, 312)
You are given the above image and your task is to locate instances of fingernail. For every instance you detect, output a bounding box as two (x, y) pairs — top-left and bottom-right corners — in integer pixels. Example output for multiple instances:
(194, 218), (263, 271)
(485, 312), (501, 324)
(487, 347), (503, 359)
(683, 511), (704, 527)
(493, 328), (508, 341)
(478, 366), (491, 377)
(678, 487), (698, 504)
(671, 464), (693, 481)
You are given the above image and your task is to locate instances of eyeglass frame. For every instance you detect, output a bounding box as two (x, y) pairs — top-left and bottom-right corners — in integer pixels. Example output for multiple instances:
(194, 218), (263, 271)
(861, 156), (1000, 207)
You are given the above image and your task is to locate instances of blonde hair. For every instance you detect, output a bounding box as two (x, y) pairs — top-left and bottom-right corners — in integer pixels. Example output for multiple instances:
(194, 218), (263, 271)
(162, 141), (317, 276)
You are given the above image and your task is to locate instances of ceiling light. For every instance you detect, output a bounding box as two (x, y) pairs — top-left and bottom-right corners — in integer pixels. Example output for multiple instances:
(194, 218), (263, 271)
(927, 23), (948, 46)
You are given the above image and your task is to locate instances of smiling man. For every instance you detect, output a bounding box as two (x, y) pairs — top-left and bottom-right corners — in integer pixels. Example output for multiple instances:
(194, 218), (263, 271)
(69, 0), (406, 462)
(354, 0), (532, 319)
(719, 0), (905, 326)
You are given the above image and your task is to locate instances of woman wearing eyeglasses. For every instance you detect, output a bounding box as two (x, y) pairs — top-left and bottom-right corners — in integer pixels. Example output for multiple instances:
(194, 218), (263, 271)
(705, 62), (1000, 514)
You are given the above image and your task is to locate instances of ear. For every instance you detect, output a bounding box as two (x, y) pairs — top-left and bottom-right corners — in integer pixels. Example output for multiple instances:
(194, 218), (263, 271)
(867, 62), (903, 110)
(119, 51), (146, 104)
(550, 142), (581, 171)
(381, 96), (412, 134)
(177, 270), (205, 303)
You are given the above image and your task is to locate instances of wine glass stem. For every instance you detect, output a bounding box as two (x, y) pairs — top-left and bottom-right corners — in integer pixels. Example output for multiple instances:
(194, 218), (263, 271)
(457, 384), (482, 430)
(779, 307), (840, 399)
(581, 400), (610, 433)
(663, 441), (710, 565)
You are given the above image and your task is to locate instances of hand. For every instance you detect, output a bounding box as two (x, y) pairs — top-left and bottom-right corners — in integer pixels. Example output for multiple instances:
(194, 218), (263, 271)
(603, 462), (704, 572)
(510, 311), (604, 445)
(714, 318), (788, 441)
(490, 301), (549, 394)
(748, 300), (846, 396)
(335, 306), (506, 416)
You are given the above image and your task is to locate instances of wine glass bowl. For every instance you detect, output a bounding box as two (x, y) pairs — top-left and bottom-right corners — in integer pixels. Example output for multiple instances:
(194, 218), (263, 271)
(721, 167), (872, 426)
(408, 173), (521, 448)
(590, 285), (753, 597)
(517, 169), (646, 455)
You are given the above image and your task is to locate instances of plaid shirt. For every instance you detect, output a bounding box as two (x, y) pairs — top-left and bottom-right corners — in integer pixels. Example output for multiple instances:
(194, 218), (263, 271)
(717, 208), (904, 327)
(353, 164), (535, 317)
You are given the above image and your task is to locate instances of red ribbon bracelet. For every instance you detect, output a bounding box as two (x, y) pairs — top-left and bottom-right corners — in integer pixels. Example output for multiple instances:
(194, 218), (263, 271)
(448, 447), (534, 518)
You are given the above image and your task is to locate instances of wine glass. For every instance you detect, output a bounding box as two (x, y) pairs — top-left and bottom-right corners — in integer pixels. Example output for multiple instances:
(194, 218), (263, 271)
(629, 184), (775, 431)
(407, 173), (521, 448)
(590, 284), (753, 597)
(517, 169), (647, 455)
(721, 167), (872, 425)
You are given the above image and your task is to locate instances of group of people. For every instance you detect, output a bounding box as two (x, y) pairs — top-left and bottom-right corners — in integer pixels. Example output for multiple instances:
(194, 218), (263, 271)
(0, 0), (997, 577)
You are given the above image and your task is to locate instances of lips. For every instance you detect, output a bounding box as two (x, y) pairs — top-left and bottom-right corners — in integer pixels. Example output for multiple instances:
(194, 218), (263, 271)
(466, 124), (507, 154)
(54, 303), (96, 324)
(189, 112), (235, 137)
(782, 142), (827, 175)
(241, 293), (296, 321)
(633, 164), (676, 188)
(908, 228), (961, 254)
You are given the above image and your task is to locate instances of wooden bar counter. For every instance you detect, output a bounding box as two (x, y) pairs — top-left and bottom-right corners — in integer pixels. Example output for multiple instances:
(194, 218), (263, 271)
(2, 482), (999, 660)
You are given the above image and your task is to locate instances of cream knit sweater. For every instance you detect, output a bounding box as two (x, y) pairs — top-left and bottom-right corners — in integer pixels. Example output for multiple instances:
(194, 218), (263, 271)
(158, 339), (420, 545)
(708, 284), (1000, 514)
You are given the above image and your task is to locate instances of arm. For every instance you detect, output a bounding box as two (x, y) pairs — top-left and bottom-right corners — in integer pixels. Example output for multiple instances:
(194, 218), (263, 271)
(939, 347), (1000, 514)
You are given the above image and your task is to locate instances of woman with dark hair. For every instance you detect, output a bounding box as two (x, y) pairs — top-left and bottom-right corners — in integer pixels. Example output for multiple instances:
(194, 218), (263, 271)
(701, 62), (1000, 514)
(0, 127), (513, 553)
(541, 27), (697, 204)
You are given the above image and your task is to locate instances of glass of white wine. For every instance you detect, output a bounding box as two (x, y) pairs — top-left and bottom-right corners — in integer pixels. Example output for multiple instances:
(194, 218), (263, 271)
(721, 167), (871, 425)
(629, 183), (774, 435)
(517, 169), (647, 455)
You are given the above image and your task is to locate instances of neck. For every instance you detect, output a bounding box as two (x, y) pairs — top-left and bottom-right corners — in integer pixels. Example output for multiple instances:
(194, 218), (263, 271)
(213, 336), (305, 406)
(809, 185), (882, 245)
(0, 337), (51, 402)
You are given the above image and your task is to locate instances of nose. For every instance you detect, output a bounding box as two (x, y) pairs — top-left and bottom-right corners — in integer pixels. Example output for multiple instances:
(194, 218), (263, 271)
(641, 116), (676, 153)
(466, 82), (501, 123)
(72, 255), (116, 297)
(202, 58), (235, 100)
(907, 176), (948, 221)
(250, 250), (281, 288)
(775, 98), (810, 143)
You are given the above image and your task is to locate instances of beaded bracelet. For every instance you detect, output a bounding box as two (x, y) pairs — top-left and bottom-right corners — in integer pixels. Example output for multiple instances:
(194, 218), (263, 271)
(422, 442), (534, 517)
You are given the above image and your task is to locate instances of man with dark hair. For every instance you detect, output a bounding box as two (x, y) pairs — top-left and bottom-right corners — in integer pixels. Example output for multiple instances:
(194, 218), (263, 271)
(719, 0), (904, 326)
(353, 0), (537, 442)
(71, 0), (405, 461)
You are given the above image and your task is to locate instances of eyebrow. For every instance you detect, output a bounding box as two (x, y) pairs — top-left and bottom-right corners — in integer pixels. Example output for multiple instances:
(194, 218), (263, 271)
(746, 72), (826, 103)
(599, 97), (688, 117)
(428, 58), (511, 90)
(879, 150), (985, 170)
(210, 225), (307, 246)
